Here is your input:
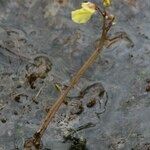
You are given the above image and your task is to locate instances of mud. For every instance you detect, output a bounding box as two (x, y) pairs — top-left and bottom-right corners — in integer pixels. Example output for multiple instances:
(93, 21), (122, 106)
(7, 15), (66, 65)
(0, 0), (150, 150)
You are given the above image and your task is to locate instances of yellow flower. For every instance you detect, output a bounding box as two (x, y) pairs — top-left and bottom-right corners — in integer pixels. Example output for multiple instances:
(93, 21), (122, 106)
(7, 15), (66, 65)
(71, 2), (96, 24)
(81, 2), (96, 13)
(103, 0), (111, 7)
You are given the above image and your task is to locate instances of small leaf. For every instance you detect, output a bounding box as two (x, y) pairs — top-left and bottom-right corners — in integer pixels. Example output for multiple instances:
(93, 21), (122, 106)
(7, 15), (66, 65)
(103, 0), (111, 7)
(71, 8), (94, 24)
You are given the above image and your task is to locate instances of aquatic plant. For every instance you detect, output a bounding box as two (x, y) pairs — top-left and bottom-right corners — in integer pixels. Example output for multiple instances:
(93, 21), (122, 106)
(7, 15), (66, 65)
(24, 1), (132, 149)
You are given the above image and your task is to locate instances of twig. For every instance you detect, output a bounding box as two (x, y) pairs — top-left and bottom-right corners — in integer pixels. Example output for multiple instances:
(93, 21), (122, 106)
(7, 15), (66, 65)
(32, 85), (45, 104)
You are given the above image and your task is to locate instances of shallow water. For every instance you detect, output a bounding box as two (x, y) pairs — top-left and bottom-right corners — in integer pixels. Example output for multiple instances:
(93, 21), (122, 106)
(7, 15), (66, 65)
(0, 0), (150, 149)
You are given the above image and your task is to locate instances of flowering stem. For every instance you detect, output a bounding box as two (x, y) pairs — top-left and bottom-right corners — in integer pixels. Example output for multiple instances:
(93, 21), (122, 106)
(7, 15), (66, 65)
(24, 5), (117, 150)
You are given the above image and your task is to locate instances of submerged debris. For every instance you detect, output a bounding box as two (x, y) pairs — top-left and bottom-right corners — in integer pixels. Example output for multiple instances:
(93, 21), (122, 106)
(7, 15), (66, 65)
(12, 93), (28, 103)
(145, 79), (150, 92)
(79, 83), (105, 98)
(69, 100), (84, 115)
(24, 136), (43, 150)
(131, 143), (150, 150)
(63, 131), (87, 150)
(26, 55), (52, 88)
(1, 118), (7, 123)
(63, 122), (95, 150)
(69, 137), (87, 150)
(86, 98), (96, 108)
(145, 85), (150, 92)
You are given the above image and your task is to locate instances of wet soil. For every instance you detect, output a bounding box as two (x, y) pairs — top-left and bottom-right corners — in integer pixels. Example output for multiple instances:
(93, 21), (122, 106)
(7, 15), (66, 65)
(0, 0), (150, 150)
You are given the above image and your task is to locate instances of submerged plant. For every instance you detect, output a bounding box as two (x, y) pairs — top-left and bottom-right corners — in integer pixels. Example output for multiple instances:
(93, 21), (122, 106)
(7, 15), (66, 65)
(24, 1), (133, 149)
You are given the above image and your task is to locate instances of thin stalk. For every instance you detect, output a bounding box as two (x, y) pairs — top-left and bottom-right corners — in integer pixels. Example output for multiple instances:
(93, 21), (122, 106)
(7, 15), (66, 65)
(24, 37), (106, 149)
(34, 13), (107, 141)
(24, 6), (113, 150)
(36, 38), (105, 138)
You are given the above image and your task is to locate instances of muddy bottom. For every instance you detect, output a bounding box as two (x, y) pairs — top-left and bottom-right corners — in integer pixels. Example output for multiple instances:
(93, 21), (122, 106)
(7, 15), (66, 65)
(0, 0), (150, 150)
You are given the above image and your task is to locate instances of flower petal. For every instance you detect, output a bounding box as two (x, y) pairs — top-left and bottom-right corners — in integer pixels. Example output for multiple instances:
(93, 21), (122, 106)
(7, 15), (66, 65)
(81, 2), (96, 13)
(71, 8), (93, 24)
(103, 0), (111, 7)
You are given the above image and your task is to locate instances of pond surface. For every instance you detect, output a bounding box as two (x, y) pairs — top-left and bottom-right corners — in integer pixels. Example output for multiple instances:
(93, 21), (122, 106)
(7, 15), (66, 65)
(0, 0), (150, 149)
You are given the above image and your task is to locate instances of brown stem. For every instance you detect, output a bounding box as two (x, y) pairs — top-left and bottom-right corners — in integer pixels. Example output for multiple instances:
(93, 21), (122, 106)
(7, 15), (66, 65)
(24, 7), (114, 150)
(34, 11), (108, 140)
(106, 32), (134, 48)
(105, 16), (115, 33)
(36, 37), (105, 138)
(24, 39), (106, 149)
